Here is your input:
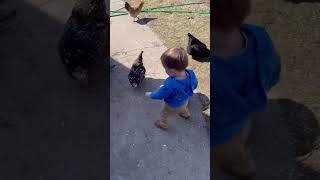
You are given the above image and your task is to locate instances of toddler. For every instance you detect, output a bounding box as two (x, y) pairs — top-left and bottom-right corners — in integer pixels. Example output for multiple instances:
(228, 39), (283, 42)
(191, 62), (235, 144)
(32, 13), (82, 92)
(211, 0), (281, 179)
(146, 47), (198, 129)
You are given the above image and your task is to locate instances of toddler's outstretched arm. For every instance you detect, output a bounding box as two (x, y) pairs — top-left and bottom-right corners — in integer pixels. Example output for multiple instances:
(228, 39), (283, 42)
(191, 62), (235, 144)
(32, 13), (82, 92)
(145, 84), (173, 100)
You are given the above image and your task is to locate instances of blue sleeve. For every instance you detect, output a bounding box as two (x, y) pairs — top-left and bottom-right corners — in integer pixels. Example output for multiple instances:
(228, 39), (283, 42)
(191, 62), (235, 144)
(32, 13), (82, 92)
(194, 77), (198, 90)
(243, 24), (281, 92)
(258, 29), (281, 91)
(187, 69), (198, 91)
(268, 52), (281, 91)
(150, 81), (173, 100)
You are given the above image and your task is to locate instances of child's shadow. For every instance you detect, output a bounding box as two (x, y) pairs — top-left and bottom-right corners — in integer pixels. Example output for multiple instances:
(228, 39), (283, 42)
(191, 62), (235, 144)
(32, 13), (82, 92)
(136, 18), (157, 25)
(250, 98), (320, 180)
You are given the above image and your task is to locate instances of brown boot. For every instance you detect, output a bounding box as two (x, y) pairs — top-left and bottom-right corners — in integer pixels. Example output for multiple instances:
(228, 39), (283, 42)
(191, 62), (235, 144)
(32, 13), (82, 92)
(178, 103), (191, 120)
(154, 119), (168, 129)
(179, 113), (190, 120)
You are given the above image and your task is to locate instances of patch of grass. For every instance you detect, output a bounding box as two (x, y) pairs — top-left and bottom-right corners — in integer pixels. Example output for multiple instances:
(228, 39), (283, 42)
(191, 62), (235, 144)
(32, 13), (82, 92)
(128, 0), (210, 97)
(247, 0), (320, 122)
(247, 0), (320, 174)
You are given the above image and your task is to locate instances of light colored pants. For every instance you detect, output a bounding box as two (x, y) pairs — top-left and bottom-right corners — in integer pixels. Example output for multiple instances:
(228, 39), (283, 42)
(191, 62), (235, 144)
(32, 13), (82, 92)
(157, 102), (190, 128)
(212, 122), (256, 177)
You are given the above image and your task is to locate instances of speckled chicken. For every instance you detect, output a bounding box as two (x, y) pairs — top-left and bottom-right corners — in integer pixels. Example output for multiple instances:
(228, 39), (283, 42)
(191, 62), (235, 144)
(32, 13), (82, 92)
(128, 51), (145, 88)
(187, 33), (210, 59)
(58, 0), (108, 87)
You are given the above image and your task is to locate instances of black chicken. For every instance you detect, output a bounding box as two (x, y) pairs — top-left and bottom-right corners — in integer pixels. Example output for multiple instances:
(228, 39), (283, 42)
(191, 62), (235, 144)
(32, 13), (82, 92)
(58, 0), (108, 88)
(187, 33), (210, 59)
(128, 51), (145, 88)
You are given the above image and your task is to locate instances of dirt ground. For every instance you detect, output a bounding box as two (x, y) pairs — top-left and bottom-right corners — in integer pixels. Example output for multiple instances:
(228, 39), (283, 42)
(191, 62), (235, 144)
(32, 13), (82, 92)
(248, 0), (320, 121)
(0, 0), (108, 179)
(246, 0), (320, 178)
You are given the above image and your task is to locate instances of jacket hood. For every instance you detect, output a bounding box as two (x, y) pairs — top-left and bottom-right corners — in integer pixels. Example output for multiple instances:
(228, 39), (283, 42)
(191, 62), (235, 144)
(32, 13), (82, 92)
(186, 69), (198, 92)
(240, 24), (281, 91)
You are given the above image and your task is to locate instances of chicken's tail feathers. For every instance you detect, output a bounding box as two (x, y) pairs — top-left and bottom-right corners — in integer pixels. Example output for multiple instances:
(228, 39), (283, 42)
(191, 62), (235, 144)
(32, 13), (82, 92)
(187, 33), (195, 38)
(124, 2), (132, 11)
(139, 1), (145, 7)
(204, 48), (211, 57)
(187, 33), (201, 43)
(138, 51), (143, 63)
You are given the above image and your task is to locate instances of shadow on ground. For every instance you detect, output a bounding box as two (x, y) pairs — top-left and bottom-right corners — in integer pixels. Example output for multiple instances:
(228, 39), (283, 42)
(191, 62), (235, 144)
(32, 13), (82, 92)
(136, 17), (157, 25)
(250, 98), (320, 180)
(0, 0), (108, 180)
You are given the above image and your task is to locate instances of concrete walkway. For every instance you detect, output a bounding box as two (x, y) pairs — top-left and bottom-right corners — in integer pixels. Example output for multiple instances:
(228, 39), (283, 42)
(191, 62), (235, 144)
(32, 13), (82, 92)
(110, 1), (210, 180)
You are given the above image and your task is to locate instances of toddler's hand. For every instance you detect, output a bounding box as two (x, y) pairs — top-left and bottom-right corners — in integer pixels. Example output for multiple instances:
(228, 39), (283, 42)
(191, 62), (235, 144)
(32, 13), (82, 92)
(145, 92), (152, 98)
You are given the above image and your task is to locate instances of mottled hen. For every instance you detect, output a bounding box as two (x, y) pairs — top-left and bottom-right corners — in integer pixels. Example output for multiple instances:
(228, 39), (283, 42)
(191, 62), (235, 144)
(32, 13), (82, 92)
(58, 0), (108, 88)
(128, 51), (145, 88)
